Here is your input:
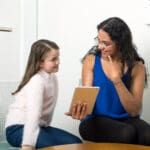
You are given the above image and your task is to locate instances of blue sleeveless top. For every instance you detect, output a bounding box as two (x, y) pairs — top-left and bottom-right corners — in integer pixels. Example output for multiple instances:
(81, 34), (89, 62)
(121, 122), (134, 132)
(92, 54), (130, 119)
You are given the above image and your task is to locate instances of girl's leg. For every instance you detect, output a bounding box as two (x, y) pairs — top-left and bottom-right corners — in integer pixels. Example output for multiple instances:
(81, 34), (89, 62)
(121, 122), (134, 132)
(36, 126), (82, 148)
(5, 125), (23, 147)
(79, 116), (136, 143)
(6, 125), (82, 148)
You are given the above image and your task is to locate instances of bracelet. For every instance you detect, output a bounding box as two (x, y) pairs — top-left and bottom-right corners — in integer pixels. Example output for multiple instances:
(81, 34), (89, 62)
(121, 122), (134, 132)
(113, 80), (122, 85)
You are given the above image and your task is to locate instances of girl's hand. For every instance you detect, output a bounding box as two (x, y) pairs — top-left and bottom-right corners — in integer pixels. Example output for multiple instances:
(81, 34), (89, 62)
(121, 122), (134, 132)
(21, 145), (36, 150)
(107, 55), (122, 83)
(65, 102), (88, 120)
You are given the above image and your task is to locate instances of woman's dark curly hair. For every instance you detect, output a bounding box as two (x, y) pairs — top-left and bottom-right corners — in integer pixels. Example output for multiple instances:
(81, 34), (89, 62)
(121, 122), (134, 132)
(82, 17), (147, 87)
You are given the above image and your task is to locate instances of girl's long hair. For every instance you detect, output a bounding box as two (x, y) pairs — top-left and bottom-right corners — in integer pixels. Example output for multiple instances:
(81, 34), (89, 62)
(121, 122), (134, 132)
(12, 39), (59, 95)
(82, 17), (147, 87)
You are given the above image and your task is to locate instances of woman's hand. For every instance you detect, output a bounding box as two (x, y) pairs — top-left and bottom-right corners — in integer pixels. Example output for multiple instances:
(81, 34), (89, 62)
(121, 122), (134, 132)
(65, 102), (88, 120)
(107, 55), (122, 83)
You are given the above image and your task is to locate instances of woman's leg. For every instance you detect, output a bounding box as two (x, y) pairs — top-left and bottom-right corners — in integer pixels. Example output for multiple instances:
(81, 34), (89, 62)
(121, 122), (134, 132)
(123, 117), (150, 146)
(79, 116), (136, 143)
(36, 126), (82, 148)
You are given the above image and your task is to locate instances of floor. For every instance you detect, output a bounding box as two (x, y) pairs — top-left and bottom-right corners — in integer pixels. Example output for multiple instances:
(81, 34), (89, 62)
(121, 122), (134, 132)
(0, 142), (18, 150)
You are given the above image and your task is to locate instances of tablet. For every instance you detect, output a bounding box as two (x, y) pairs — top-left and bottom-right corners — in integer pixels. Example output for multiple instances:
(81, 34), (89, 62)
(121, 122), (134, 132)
(69, 86), (100, 114)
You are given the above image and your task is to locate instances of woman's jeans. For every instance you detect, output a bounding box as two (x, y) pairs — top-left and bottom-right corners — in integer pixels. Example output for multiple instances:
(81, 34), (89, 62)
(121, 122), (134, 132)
(6, 125), (82, 148)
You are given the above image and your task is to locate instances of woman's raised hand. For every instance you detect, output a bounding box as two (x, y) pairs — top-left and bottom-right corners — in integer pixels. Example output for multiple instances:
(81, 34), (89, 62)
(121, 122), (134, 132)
(107, 55), (122, 83)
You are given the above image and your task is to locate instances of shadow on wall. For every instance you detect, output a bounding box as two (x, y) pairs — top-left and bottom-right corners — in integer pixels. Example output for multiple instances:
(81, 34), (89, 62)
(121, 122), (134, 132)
(142, 77), (150, 123)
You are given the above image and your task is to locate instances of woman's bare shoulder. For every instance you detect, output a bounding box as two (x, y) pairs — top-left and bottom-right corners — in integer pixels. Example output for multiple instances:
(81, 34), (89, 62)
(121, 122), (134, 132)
(83, 54), (95, 64)
(132, 61), (145, 75)
(83, 54), (95, 69)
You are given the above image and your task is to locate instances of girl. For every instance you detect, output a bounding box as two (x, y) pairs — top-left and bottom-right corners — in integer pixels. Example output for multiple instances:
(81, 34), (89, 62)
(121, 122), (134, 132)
(5, 39), (82, 150)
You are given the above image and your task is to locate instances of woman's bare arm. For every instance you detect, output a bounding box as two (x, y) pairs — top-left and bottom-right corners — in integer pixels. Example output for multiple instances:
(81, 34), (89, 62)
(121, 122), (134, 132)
(114, 62), (145, 116)
(82, 55), (95, 86)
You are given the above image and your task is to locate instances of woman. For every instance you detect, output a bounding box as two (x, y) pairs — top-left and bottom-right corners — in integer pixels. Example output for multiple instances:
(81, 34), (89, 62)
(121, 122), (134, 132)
(79, 17), (150, 145)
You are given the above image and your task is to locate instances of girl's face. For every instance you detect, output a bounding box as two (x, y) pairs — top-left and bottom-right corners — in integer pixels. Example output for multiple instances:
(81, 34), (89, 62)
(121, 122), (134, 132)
(97, 29), (118, 60)
(40, 49), (60, 73)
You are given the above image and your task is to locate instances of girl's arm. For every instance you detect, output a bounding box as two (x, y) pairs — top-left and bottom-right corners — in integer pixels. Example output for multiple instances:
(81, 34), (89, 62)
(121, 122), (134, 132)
(22, 76), (44, 148)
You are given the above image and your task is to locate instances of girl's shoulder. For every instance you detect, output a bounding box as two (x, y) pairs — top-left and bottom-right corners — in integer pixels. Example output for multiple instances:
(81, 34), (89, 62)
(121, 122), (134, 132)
(27, 73), (45, 87)
(32, 73), (44, 81)
(24, 71), (58, 91)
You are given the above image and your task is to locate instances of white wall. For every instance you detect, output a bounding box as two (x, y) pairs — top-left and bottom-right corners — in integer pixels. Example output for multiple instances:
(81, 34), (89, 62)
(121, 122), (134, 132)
(0, 0), (37, 142)
(0, 0), (21, 81)
(20, 0), (38, 77)
(0, 0), (37, 81)
(38, 0), (150, 136)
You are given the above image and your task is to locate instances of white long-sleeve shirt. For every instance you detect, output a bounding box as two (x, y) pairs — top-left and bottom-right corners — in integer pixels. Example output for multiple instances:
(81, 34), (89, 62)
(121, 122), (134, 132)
(5, 70), (58, 147)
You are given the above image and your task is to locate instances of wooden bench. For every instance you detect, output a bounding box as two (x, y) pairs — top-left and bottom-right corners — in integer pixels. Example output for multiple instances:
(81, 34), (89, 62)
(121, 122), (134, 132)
(39, 143), (150, 150)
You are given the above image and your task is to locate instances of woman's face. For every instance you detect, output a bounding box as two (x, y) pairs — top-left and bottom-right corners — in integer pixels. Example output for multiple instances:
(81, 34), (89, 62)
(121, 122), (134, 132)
(97, 29), (118, 60)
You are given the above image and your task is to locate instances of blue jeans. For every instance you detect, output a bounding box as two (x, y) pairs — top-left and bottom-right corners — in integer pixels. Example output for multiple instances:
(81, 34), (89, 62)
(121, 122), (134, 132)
(6, 125), (82, 148)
